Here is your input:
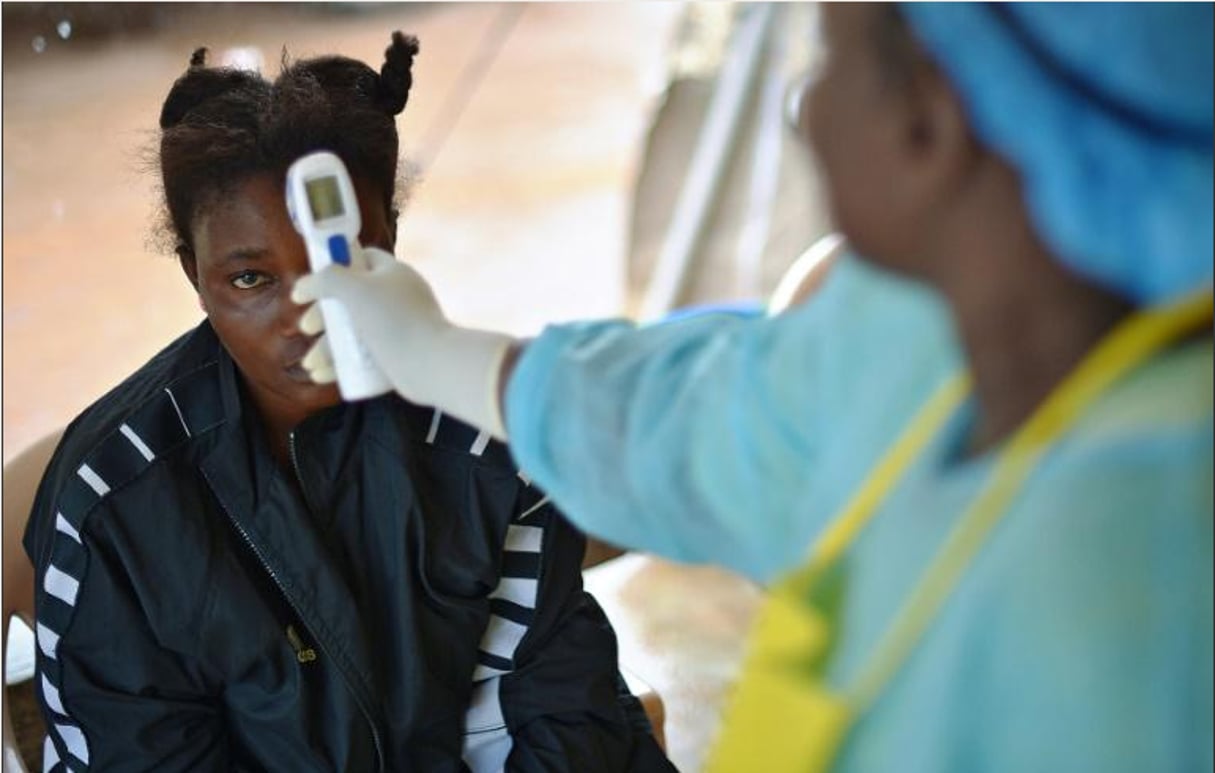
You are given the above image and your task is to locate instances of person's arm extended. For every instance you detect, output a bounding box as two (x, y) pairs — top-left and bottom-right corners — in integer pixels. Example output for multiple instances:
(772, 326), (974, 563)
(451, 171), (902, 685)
(499, 310), (821, 581)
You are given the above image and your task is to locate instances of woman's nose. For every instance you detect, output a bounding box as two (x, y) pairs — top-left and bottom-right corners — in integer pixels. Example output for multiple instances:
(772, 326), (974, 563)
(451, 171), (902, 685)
(279, 274), (312, 336)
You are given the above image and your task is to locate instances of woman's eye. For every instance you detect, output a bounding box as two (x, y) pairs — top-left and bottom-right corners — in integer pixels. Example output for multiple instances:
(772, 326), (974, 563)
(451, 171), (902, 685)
(230, 270), (271, 290)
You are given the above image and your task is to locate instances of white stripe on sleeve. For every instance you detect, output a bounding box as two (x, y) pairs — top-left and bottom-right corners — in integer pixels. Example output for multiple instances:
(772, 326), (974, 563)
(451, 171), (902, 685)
(119, 422), (156, 462)
(469, 431), (491, 457)
(503, 524), (543, 553)
(55, 513), (82, 544)
(479, 615), (527, 662)
(516, 496), (550, 521)
(76, 463), (110, 497)
(36, 622), (59, 659)
(472, 662), (510, 682)
(42, 734), (60, 772)
(44, 565), (80, 607)
(462, 726), (512, 773)
(487, 577), (537, 608)
(54, 722), (89, 764)
(41, 674), (65, 715)
(463, 676), (505, 732)
(426, 409), (442, 444)
(164, 387), (191, 437)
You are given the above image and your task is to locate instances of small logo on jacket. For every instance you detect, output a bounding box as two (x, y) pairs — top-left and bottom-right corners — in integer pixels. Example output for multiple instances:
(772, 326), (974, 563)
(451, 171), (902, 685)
(286, 624), (318, 663)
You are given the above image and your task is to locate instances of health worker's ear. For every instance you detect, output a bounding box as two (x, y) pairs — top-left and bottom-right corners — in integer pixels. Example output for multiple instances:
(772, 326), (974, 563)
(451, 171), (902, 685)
(896, 57), (982, 208)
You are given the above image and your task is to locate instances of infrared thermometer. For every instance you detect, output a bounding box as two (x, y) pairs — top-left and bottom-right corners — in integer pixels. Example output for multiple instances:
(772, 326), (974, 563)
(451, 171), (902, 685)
(286, 151), (392, 400)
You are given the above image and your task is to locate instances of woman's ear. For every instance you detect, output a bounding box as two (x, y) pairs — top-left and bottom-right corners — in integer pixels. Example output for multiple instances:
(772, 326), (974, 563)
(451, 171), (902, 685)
(177, 245), (201, 292)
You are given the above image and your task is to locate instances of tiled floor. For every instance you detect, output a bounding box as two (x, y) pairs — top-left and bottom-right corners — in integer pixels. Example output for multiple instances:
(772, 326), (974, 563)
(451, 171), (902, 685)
(2, 5), (766, 771)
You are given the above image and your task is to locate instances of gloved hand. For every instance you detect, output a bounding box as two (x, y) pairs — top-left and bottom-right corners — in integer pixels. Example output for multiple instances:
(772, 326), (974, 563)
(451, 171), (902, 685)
(291, 246), (516, 439)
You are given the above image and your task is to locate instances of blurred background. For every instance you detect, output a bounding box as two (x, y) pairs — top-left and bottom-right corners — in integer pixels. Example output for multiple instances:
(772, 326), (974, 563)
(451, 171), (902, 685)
(3, 3), (831, 770)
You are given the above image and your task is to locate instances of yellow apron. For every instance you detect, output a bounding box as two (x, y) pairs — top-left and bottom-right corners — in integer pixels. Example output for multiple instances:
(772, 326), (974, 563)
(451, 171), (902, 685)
(708, 289), (1213, 773)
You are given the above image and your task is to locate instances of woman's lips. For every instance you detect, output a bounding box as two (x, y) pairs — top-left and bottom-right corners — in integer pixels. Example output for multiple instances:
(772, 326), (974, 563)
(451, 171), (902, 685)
(284, 337), (322, 382)
(286, 362), (312, 382)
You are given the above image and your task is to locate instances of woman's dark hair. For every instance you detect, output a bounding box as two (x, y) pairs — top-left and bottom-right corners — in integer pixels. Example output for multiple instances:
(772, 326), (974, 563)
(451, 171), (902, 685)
(156, 31), (419, 261)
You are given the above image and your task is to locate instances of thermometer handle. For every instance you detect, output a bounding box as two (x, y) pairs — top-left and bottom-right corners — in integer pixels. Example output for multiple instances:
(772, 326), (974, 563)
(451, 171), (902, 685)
(307, 235), (393, 401)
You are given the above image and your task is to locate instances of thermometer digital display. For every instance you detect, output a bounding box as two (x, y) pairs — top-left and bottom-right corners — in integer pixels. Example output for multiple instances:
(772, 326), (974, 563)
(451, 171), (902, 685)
(304, 176), (345, 221)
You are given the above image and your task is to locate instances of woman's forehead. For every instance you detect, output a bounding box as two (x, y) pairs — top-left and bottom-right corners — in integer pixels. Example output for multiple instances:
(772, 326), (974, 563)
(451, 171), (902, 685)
(195, 175), (281, 228)
(192, 171), (390, 255)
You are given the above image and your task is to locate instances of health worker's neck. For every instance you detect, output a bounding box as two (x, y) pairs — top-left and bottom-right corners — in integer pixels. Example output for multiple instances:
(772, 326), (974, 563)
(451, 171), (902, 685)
(932, 213), (1131, 457)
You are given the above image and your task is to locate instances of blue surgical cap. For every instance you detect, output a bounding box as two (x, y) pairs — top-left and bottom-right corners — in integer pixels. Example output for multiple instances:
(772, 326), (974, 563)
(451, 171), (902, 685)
(900, 3), (1214, 305)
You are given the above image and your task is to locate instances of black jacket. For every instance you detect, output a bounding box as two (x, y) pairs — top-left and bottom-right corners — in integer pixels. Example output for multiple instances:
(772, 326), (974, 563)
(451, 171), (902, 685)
(25, 322), (670, 772)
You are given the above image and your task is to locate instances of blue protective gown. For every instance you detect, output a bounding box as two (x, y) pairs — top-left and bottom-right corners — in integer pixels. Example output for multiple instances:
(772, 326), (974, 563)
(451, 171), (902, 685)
(825, 335), (1213, 772)
(504, 255), (1213, 771)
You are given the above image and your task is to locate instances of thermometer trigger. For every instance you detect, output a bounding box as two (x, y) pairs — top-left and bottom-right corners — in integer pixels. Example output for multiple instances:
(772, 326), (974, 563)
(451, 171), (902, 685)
(327, 234), (352, 267)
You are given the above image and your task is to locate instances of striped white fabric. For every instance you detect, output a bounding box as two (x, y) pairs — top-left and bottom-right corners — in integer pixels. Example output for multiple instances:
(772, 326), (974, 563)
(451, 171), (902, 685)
(36, 623), (59, 660)
(42, 735), (60, 772)
(516, 496), (550, 521)
(163, 386), (191, 437)
(503, 524), (543, 552)
(479, 616), (528, 662)
(462, 679), (512, 772)
(462, 725), (512, 773)
(488, 577), (538, 608)
(471, 662), (510, 682)
(76, 465), (109, 497)
(41, 675), (65, 715)
(54, 513), (81, 544)
(469, 431), (492, 457)
(426, 408), (443, 444)
(464, 676), (504, 732)
(43, 565), (80, 607)
(54, 721), (89, 765)
(119, 423), (155, 462)
(462, 485), (548, 772)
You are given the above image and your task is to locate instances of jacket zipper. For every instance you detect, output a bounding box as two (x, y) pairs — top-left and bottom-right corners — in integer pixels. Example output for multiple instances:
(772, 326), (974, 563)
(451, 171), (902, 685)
(204, 454), (386, 772)
(288, 430), (386, 769)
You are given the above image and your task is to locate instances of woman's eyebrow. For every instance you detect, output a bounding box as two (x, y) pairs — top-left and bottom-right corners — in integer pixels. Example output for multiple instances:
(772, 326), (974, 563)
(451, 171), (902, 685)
(220, 246), (271, 265)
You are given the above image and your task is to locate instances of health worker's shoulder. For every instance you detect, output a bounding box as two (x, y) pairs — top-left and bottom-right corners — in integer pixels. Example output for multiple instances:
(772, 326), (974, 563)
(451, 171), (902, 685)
(988, 341), (1212, 600)
(1071, 336), (1213, 446)
(1018, 339), (1212, 523)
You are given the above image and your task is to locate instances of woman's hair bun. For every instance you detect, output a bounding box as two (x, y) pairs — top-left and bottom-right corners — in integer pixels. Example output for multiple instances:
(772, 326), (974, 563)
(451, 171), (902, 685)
(376, 31), (420, 117)
(159, 47), (262, 129)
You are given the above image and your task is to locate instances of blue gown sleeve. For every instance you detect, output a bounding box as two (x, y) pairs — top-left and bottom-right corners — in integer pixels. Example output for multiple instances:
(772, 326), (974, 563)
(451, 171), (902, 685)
(505, 256), (963, 583)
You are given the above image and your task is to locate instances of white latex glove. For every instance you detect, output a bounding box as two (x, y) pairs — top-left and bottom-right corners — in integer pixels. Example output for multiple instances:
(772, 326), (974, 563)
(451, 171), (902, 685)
(291, 247), (516, 439)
